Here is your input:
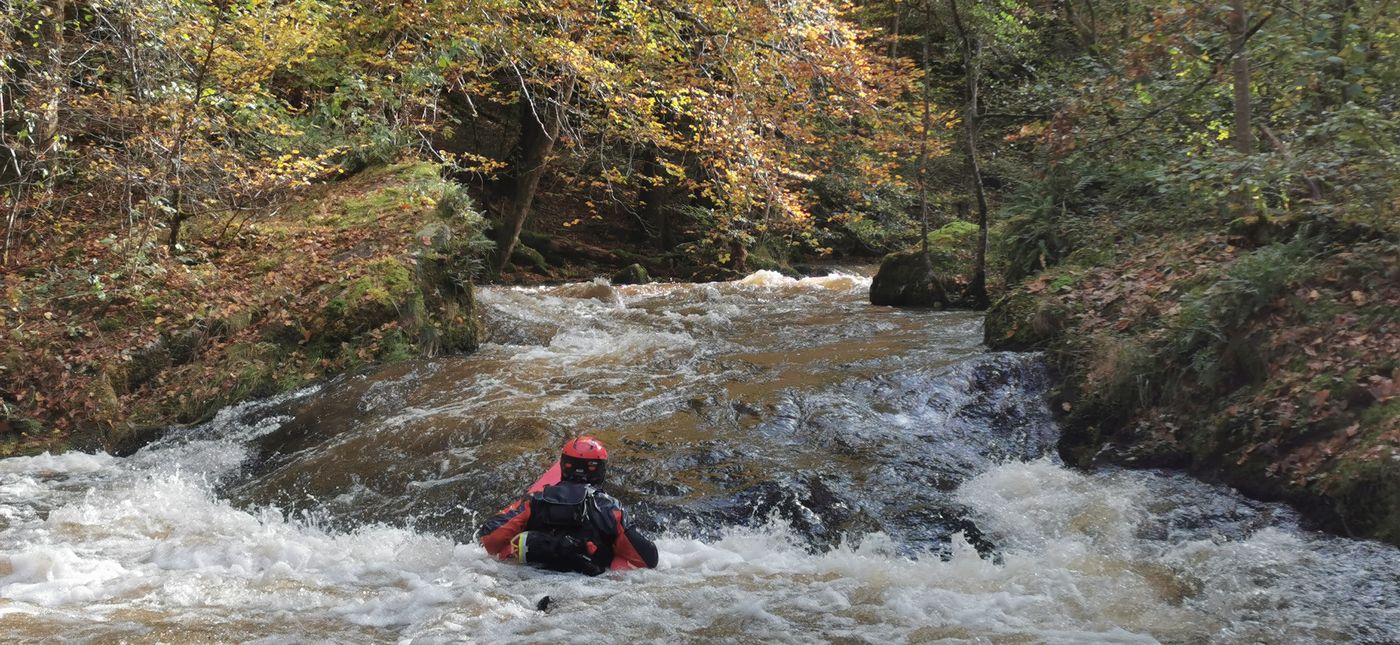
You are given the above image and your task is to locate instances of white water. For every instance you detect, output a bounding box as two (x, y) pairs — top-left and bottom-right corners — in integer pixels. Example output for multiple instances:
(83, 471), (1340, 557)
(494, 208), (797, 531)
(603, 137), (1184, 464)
(3, 271), (1399, 643)
(4, 446), (1397, 643)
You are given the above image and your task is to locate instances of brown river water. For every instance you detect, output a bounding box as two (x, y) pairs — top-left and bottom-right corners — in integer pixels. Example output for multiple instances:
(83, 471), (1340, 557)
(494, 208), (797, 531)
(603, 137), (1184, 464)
(1, 271), (1398, 643)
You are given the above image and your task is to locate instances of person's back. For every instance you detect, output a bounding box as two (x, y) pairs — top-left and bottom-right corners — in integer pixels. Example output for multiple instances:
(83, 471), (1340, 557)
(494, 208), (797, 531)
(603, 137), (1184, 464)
(478, 437), (658, 574)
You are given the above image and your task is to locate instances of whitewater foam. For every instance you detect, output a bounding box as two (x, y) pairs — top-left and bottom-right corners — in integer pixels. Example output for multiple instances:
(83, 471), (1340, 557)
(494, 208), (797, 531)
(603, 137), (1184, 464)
(3, 274), (1398, 643)
(3, 448), (1399, 642)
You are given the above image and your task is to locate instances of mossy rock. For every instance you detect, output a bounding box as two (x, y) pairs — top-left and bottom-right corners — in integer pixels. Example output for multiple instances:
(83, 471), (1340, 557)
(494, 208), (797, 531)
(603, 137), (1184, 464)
(32, 161), (492, 459)
(321, 163), (445, 228)
(416, 246), (481, 355)
(746, 242), (798, 277)
(518, 229), (556, 254)
(689, 264), (742, 283)
(869, 250), (950, 308)
(984, 289), (1066, 350)
(125, 341), (171, 392)
(322, 257), (420, 340)
(0, 414), (44, 438)
(612, 263), (652, 285)
(408, 281), (479, 356)
(1324, 458), (1400, 544)
(416, 222), (454, 251)
(509, 244), (551, 276)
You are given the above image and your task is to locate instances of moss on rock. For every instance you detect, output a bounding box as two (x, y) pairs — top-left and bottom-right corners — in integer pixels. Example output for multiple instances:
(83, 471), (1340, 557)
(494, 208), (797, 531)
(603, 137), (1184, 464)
(323, 257), (419, 340)
(991, 232), (1400, 546)
(612, 263), (652, 285)
(509, 244), (552, 276)
(8, 161), (489, 457)
(869, 250), (951, 308)
(984, 289), (1066, 350)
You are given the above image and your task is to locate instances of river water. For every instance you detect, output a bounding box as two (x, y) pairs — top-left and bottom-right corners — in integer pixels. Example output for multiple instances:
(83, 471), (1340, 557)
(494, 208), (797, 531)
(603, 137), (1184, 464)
(2, 271), (1398, 643)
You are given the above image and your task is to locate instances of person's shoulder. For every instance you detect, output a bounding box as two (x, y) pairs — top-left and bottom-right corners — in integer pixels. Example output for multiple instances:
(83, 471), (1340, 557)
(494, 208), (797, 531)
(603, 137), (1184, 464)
(591, 488), (622, 509)
(534, 482), (591, 504)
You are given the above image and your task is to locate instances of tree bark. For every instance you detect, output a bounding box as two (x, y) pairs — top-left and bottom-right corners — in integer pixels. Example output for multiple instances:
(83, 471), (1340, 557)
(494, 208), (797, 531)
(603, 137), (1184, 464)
(948, 0), (990, 307)
(37, 0), (66, 174)
(889, 0), (901, 59)
(1326, 0), (1357, 108)
(916, 38), (932, 269)
(167, 0), (230, 253)
(6, 0), (66, 265)
(1231, 0), (1254, 217)
(639, 149), (674, 251)
(493, 77), (575, 274)
(1062, 0), (1083, 48)
(1083, 0), (1099, 49)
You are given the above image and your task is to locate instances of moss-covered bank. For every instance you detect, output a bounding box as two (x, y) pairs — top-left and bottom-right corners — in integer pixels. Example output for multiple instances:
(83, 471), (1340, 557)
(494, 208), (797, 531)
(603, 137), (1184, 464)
(1, 162), (488, 456)
(869, 221), (989, 308)
(985, 221), (1400, 545)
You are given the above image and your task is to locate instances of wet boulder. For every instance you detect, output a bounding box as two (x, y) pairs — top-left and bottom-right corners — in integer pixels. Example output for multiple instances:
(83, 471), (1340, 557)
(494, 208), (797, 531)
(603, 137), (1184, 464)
(612, 263), (652, 285)
(869, 250), (950, 307)
(983, 289), (1066, 351)
(509, 244), (551, 276)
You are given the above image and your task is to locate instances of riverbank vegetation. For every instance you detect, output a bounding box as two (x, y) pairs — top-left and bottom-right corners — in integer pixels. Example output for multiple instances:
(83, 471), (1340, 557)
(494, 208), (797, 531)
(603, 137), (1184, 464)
(3, 0), (912, 450)
(2, 0), (1398, 543)
(973, 1), (1400, 543)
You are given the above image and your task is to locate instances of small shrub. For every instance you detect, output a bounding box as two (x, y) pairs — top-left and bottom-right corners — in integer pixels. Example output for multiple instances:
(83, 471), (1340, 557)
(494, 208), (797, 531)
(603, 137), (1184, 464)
(1085, 334), (1155, 411)
(997, 178), (1077, 282)
(1161, 239), (1319, 391)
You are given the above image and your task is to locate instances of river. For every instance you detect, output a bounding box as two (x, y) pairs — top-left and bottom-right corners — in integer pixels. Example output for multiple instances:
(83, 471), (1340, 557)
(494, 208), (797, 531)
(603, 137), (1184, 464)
(2, 271), (1398, 643)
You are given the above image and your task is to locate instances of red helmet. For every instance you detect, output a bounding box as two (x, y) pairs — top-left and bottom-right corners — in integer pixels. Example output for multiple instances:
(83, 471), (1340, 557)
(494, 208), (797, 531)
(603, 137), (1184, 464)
(562, 436), (608, 460)
(561, 436), (607, 484)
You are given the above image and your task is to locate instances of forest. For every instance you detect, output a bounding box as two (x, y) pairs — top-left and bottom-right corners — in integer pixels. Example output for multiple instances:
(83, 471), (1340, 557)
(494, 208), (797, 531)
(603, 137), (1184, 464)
(2, 0), (1398, 542)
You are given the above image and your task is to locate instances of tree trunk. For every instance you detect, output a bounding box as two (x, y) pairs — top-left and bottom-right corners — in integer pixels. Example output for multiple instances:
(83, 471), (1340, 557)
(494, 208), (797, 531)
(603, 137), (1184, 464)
(1062, 0), (1083, 47)
(1083, 0), (1100, 49)
(493, 77), (575, 274)
(1261, 125), (1323, 201)
(948, 0), (990, 307)
(37, 0), (66, 173)
(1231, 0), (1254, 217)
(1326, 0), (1358, 107)
(889, 0), (901, 59)
(166, 0), (229, 253)
(639, 149), (674, 252)
(916, 38), (932, 269)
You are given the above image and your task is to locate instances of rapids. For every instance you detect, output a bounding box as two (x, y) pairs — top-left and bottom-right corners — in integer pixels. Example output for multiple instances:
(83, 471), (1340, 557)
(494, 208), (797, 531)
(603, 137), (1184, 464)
(2, 270), (1398, 643)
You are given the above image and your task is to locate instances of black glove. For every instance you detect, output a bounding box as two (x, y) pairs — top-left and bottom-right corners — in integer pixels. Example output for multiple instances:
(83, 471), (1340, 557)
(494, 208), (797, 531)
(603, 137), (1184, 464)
(519, 532), (604, 576)
(558, 536), (604, 576)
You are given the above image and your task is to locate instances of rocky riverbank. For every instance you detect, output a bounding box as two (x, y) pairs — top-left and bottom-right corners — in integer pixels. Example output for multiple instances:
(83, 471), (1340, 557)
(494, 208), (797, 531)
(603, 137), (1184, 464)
(1, 163), (485, 455)
(984, 219), (1400, 546)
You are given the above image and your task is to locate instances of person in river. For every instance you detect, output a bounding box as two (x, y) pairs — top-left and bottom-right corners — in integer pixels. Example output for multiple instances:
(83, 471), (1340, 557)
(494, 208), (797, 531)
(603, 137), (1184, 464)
(477, 437), (660, 575)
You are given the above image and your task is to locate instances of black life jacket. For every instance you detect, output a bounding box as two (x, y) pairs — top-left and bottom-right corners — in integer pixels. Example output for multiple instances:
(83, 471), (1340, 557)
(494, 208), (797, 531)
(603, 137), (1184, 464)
(523, 482), (620, 574)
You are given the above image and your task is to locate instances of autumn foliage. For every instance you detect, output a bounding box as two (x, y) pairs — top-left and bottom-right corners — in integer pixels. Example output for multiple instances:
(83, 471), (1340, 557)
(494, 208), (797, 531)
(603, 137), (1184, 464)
(1, 0), (916, 447)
